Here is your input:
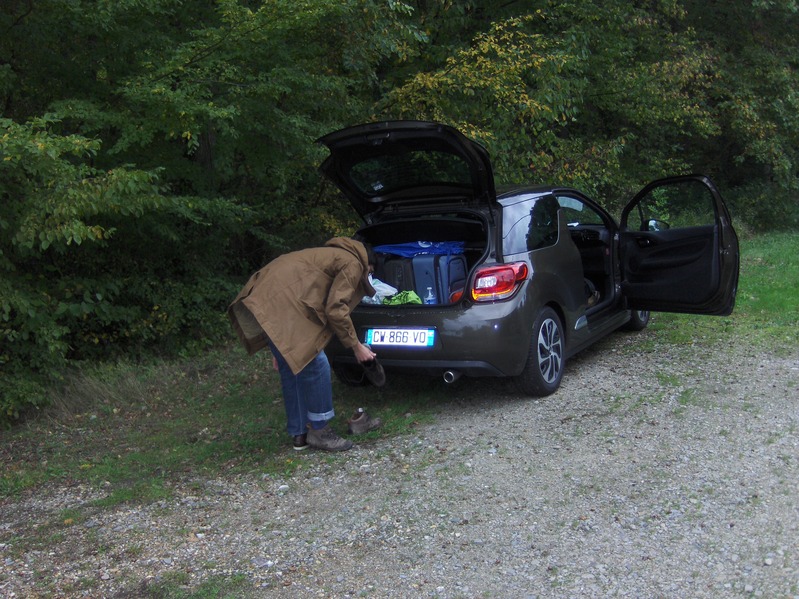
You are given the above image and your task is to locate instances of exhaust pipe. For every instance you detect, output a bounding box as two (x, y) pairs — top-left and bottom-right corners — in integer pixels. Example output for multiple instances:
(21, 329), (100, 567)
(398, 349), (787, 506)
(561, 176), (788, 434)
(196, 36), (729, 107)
(443, 370), (462, 384)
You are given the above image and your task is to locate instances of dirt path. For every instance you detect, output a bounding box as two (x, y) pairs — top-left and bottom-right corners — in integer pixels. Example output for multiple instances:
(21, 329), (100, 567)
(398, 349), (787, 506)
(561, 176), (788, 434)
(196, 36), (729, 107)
(2, 332), (798, 598)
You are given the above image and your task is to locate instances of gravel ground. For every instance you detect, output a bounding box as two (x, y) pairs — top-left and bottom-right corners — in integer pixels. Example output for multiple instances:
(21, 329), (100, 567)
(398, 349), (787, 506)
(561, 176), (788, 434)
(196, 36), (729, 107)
(2, 330), (798, 598)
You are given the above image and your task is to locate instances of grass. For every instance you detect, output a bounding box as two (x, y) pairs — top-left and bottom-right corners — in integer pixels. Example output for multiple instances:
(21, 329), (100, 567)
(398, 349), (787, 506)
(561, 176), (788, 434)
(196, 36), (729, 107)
(1, 233), (796, 507)
(0, 345), (446, 504)
(139, 572), (250, 598)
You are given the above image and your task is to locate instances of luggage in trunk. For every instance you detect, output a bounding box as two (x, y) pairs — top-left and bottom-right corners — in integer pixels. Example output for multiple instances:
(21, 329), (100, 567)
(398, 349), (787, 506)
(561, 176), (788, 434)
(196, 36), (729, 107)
(377, 255), (416, 293)
(437, 254), (467, 303)
(375, 252), (468, 305)
(412, 255), (438, 303)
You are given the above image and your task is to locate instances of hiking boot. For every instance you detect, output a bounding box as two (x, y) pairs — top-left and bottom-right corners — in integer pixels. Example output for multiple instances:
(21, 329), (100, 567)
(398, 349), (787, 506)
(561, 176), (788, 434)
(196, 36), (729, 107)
(292, 433), (308, 451)
(362, 358), (386, 387)
(306, 425), (354, 452)
(348, 408), (383, 435)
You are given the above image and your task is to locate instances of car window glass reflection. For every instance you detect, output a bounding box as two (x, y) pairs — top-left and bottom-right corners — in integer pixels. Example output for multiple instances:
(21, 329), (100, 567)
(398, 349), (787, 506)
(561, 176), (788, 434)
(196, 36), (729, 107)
(503, 195), (559, 254)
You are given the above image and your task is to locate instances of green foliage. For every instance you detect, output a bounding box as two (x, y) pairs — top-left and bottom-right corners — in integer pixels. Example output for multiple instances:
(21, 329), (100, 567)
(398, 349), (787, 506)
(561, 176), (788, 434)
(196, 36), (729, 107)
(380, 1), (799, 222)
(681, 0), (799, 231)
(1, 0), (798, 423)
(1, 1), (418, 424)
(384, 4), (678, 194)
(0, 117), (244, 423)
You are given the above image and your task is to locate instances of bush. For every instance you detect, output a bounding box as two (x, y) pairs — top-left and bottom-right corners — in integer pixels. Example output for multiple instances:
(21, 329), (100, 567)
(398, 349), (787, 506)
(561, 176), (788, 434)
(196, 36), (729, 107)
(726, 183), (799, 234)
(0, 118), (253, 425)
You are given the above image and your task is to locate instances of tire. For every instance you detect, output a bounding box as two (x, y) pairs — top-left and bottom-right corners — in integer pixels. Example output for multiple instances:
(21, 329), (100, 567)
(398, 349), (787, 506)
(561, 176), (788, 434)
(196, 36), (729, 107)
(514, 307), (565, 397)
(623, 309), (650, 331)
(332, 364), (368, 387)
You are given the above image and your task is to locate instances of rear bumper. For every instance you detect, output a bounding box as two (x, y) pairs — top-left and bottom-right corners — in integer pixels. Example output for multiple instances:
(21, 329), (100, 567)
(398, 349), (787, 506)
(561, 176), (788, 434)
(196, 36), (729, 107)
(326, 299), (534, 377)
(331, 356), (505, 378)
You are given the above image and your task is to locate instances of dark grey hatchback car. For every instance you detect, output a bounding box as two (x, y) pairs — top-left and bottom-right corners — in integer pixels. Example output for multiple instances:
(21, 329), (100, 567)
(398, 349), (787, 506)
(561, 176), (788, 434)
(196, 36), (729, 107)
(319, 120), (739, 396)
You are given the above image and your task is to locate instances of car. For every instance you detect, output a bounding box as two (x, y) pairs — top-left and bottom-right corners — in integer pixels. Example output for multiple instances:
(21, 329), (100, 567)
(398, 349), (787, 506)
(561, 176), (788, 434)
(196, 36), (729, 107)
(317, 120), (739, 396)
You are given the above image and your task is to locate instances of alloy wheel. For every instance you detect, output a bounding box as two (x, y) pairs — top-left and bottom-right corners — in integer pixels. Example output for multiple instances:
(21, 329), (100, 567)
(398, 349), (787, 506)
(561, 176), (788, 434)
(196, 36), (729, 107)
(537, 317), (563, 384)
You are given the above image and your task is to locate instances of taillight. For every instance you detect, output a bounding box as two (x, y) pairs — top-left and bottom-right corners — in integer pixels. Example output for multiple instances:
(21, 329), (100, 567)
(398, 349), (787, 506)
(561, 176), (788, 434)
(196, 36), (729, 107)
(471, 262), (529, 301)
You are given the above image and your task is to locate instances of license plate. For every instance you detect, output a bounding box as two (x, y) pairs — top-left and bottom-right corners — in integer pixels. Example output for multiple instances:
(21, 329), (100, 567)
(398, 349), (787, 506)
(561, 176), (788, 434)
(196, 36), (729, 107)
(365, 328), (435, 347)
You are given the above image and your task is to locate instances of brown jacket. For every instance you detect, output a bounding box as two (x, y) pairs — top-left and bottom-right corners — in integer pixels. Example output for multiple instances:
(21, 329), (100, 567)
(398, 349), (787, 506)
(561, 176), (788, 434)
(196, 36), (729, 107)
(227, 237), (375, 375)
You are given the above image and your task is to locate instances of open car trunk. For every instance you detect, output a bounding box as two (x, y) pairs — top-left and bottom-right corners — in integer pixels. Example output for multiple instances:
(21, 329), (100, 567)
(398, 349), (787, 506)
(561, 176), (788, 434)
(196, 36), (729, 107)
(355, 210), (490, 306)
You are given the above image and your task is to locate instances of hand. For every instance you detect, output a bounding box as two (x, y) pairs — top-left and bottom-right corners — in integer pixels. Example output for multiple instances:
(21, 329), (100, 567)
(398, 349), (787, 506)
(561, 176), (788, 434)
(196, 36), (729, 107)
(353, 342), (376, 364)
(272, 356), (279, 371)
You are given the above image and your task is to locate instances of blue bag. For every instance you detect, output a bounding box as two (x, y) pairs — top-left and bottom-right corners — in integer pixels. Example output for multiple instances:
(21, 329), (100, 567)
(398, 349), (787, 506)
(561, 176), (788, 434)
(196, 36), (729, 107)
(374, 241), (464, 258)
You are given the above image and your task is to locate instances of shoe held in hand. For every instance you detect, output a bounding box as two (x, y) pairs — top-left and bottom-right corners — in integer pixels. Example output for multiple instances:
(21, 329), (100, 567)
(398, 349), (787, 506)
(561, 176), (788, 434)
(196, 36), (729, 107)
(362, 358), (386, 387)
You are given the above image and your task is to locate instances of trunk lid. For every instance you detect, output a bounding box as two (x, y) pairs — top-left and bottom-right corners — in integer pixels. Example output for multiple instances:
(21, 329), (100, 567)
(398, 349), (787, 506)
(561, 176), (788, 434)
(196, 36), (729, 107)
(317, 120), (497, 220)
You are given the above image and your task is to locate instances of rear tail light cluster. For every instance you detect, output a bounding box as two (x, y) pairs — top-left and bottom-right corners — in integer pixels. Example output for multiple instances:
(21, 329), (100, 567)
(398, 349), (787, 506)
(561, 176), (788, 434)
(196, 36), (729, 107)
(471, 262), (529, 301)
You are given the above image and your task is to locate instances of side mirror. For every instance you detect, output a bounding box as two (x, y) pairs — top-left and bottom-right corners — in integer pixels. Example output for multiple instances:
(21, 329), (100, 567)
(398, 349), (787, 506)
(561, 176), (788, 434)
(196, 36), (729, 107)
(647, 219), (670, 231)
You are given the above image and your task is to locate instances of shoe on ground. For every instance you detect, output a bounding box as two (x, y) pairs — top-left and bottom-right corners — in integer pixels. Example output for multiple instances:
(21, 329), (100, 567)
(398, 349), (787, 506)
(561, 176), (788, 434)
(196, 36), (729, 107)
(347, 408), (383, 435)
(306, 424), (354, 452)
(292, 433), (308, 451)
(362, 358), (386, 387)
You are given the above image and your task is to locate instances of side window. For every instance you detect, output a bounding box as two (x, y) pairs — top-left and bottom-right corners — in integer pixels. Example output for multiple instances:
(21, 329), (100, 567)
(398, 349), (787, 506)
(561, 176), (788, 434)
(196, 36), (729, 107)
(556, 195), (605, 226)
(502, 195), (560, 255)
(628, 179), (716, 231)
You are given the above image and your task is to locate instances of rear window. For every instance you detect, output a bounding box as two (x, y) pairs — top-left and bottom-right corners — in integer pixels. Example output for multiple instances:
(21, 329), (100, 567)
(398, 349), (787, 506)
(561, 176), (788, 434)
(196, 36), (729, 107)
(502, 195), (560, 255)
(348, 149), (472, 196)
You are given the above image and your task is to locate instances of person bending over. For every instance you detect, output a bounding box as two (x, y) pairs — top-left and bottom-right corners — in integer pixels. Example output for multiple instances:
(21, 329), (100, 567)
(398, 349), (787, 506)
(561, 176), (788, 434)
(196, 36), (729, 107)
(228, 237), (382, 451)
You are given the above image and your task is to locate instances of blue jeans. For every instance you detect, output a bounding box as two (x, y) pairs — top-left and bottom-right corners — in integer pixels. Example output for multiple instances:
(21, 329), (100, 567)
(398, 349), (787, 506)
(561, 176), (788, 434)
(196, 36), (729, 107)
(269, 341), (334, 436)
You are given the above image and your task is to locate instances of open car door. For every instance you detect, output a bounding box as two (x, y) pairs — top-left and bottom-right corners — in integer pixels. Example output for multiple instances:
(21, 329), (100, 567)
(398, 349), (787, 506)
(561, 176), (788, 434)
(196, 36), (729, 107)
(619, 174), (739, 316)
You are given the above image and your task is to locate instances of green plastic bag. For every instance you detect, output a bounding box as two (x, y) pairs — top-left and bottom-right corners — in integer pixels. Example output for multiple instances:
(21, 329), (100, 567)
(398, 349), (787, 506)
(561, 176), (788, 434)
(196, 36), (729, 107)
(382, 290), (422, 305)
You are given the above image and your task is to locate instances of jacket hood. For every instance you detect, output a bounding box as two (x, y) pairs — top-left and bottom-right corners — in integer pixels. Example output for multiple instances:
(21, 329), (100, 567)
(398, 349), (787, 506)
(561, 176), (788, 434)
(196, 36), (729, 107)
(325, 237), (376, 297)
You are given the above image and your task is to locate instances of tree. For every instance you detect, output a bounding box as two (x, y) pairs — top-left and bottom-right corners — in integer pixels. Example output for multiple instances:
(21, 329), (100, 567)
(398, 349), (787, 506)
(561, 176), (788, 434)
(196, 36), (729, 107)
(681, 0), (799, 230)
(378, 0), (799, 225)
(379, 2), (721, 203)
(1, 0), (417, 422)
